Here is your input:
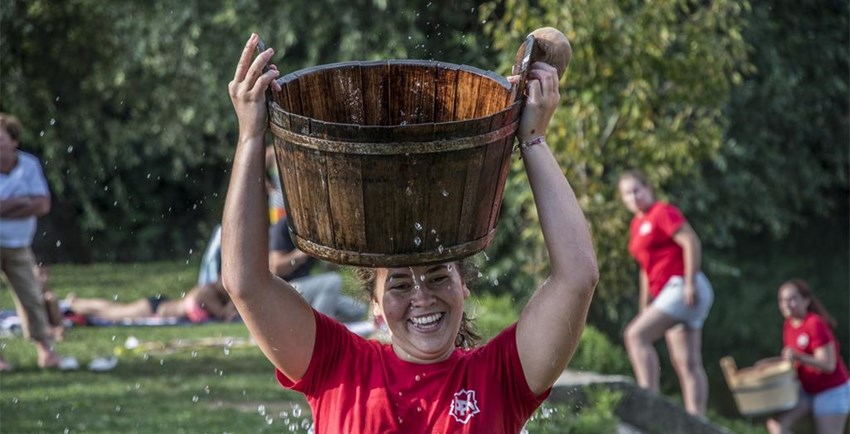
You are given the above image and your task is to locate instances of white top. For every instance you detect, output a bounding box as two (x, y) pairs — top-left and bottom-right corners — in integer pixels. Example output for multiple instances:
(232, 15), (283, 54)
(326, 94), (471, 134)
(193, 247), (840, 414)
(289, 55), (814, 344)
(0, 151), (50, 248)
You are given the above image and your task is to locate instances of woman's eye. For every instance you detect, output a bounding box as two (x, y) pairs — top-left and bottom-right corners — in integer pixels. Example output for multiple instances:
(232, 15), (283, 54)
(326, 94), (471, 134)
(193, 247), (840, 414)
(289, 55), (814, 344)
(429, 274), (450, 285)
(389, 282), (412, 291)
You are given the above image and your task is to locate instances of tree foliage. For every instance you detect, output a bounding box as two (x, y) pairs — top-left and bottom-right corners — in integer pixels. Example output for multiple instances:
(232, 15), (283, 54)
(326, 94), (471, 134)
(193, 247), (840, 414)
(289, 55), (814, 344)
(2, 0), (847, 419)
(1, 0), (492, 261)
(478, 0), (751, 322)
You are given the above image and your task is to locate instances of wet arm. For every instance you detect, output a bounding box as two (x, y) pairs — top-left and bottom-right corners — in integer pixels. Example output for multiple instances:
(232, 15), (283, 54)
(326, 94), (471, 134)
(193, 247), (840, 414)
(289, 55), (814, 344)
(221, 34), (315, 380)
(516, 63), (599, 396)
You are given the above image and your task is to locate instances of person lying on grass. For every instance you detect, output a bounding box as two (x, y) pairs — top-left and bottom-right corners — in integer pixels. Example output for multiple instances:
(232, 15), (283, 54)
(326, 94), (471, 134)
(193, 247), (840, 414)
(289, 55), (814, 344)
(66, 281), (238, 323)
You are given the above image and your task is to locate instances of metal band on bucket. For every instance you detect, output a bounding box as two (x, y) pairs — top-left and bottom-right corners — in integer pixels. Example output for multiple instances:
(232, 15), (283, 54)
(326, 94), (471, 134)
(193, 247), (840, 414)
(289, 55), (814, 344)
(269, 119), (519, 155)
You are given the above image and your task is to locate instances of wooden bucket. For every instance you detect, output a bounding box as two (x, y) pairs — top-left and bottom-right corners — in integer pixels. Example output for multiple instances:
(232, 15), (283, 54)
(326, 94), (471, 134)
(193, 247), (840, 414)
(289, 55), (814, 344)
(720, 356), (800, 416)
(267, 60), (524, 266)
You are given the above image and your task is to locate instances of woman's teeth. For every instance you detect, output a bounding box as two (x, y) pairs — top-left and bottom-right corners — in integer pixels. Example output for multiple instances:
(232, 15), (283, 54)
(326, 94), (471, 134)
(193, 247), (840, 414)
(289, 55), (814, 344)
(410, 313), (443, 326)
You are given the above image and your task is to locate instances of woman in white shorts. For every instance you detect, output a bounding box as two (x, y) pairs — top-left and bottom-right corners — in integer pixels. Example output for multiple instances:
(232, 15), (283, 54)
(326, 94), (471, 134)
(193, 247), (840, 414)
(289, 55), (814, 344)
(767, 279), (849, 434)
(618, 170), (714, 416)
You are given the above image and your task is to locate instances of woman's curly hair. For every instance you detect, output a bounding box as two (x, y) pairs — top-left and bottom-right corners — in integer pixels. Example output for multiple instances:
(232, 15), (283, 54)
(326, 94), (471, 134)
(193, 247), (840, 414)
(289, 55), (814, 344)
(353, 258), (481, 349)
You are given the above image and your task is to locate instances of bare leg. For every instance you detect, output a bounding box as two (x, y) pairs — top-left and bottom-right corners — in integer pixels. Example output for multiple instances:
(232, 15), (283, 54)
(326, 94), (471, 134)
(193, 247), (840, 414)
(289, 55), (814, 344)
(35, 339), (60, 368)
(815, 414), (848, 434)
(0, 354), (12, 371)
(666, 325), (708, 416)
(68, 297), (153, 321)
(623, 307), (680, 392)
(766, 398), (810, 434)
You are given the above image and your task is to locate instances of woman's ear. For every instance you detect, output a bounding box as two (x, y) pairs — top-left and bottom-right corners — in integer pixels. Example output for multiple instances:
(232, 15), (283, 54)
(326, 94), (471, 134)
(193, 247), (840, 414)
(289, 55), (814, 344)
(371, 301), (383, 320)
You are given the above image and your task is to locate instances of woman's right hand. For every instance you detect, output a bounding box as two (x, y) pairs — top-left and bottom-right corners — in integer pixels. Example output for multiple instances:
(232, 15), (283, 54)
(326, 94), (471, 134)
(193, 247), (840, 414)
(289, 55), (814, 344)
(228, 34), (281, 142)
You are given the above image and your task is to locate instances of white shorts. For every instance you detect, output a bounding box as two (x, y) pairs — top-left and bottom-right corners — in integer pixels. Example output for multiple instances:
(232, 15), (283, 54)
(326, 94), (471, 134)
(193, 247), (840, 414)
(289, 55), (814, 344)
(806, 380), (850, 416)
(651, 273), (714, 329)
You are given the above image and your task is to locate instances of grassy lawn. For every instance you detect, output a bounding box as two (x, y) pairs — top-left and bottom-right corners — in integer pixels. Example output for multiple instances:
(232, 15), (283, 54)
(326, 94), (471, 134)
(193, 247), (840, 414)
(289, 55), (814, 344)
(0, 261), (767, 433)
(0, 262), (311, 433)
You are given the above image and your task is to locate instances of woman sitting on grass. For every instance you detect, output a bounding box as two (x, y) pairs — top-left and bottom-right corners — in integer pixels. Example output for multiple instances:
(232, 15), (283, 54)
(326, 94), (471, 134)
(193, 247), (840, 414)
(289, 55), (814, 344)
(66, 281), (238, 323)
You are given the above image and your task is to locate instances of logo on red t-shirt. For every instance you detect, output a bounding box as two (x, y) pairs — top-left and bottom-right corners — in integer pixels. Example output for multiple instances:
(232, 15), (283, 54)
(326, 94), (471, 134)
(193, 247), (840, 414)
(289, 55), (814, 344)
(449, 389), (480, 424)
(796, 333), (810, 349)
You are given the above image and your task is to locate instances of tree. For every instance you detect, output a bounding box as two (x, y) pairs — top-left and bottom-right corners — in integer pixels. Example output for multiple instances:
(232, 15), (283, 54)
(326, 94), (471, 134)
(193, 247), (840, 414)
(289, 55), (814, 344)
(1, 0), (493, 262)
(478, 0), (750, 326)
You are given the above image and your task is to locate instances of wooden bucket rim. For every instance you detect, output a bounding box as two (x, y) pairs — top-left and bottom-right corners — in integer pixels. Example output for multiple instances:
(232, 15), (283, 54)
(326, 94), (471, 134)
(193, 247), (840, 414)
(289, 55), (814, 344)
(276, 59), (512, 90)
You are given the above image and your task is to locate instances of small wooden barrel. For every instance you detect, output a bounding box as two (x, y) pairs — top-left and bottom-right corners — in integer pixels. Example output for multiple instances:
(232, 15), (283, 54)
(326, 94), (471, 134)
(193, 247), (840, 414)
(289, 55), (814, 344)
(267, 60), (522, 266)
(720, 356), (800, 417)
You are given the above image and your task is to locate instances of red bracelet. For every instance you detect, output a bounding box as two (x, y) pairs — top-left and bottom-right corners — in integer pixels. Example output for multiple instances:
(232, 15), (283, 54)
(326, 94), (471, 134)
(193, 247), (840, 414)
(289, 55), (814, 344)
(516, 136), (546, 152)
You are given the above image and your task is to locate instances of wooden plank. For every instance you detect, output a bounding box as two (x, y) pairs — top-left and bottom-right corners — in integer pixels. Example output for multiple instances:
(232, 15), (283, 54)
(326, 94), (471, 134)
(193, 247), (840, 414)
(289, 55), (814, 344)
(434, 64), (459, 122)
(325, 152), (366, 252)
(361, 61), (390, 126)
(328, 62), (365, 125)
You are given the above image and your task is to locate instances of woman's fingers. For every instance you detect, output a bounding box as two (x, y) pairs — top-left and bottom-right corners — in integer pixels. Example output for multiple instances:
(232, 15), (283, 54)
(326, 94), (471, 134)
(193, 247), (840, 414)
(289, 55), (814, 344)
(245, 48), (275, 93)
(233, 34), (259, 83)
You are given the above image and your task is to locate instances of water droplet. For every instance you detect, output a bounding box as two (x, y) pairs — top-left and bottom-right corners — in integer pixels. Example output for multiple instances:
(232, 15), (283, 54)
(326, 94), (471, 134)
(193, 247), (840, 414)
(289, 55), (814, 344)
(415, 374), (421, 381)
(258, 404), (266, 415)
(414, 222), (422, 231)
(115, 405), (122, 412)
(413, 236), (422, 246)
(437, 245), (444, 254)
(192, 395), (199, 403)
(66, 145), (74, 153)
(441, 189), (449, 197)
(405, 186), (413, 196)
(55, 240), (62, 247)
(292, 405), (302, 417)
(49, 118), (56, 125)
(39, 131), (45, 137)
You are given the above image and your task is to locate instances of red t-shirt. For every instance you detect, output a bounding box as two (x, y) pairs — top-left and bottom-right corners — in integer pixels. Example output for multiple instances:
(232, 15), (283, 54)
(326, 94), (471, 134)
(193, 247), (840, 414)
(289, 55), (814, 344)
(783, 312), (850, 394)
(277, 312), (549, 433)
(628, 202), (686, 298)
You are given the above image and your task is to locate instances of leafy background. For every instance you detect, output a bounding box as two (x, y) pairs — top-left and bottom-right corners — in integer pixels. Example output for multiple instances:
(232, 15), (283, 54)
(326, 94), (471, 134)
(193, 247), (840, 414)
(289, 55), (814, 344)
(1, 0), (847, 421)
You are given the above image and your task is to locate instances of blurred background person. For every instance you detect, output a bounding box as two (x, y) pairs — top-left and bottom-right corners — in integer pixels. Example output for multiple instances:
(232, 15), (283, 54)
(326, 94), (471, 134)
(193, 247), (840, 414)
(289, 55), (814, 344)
(618, 170), (714, 416)
(0, 112), (65, 370)
(767, 279), (849, 434)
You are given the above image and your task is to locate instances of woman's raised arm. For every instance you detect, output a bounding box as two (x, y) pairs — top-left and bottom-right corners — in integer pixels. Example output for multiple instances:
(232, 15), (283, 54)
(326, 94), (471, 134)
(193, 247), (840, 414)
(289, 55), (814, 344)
(515, 62), (599, 396)
(221, 34), (316, 381)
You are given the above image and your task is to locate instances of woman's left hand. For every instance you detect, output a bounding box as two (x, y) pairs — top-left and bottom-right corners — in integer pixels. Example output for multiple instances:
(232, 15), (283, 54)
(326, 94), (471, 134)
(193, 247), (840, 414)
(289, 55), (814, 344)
(683, 280), (697, 307)
(516, 62), (561, 143)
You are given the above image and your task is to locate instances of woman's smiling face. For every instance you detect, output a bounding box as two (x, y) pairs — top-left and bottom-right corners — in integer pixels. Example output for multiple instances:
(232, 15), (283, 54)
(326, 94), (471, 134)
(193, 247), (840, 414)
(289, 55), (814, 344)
(373, 263), (469, 363)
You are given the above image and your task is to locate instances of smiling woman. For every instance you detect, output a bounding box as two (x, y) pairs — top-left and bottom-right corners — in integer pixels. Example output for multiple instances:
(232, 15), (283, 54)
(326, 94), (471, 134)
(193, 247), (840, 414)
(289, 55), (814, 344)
(220, 32), (598, 434)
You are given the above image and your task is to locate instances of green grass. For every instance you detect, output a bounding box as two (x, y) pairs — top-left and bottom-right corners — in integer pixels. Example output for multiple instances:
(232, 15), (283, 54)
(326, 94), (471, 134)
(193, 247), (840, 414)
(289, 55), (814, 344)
(0, 261), (771, 433)
(0, 262), (312, 433)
